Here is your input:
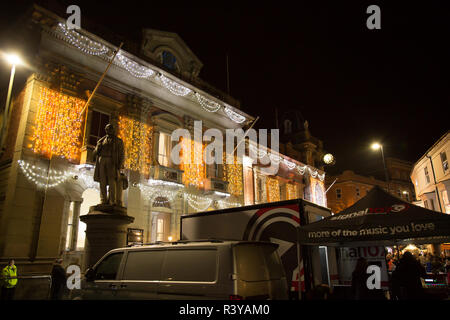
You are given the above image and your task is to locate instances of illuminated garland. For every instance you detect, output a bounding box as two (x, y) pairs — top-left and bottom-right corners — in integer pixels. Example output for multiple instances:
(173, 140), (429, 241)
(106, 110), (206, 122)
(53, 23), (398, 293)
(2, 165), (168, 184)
(283, 159), (296, 169)
(136, 183), (179, 207)
(57, 23), (109, 56)
(31, 87), (85, 162)
(224, 107), (246, 124)
(297, 165), (307, 175)
(249, 144), (267, 159)
(17, 160), (71, 188)
(116, 52), (155, 78)
(159, 74), (192, 96)
(195, 93), (221, 112)
(56, 24), (247, 123)
(217, 199), (243, 209)
(186, 193), (213, 211)
(118, 116), (153, 175)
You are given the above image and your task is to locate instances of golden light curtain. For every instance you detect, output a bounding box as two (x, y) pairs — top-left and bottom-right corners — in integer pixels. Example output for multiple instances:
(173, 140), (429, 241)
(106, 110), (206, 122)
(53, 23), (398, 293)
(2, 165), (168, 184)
(223, 154), (243, 196)
(286, 183), (299, 200)
(31, 87), (85, 162)
(118, 115), (153, 175)
(180, 137), (206, 188)
(266, 177), (280, 202)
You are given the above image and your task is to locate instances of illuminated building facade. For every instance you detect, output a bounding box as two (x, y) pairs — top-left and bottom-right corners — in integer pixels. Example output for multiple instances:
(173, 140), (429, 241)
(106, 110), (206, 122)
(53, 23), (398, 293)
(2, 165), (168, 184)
(0, 6), (327, 273)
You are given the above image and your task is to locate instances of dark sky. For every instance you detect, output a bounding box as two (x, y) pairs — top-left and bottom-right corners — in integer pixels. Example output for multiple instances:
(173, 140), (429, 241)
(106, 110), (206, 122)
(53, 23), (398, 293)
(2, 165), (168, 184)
(1, 1), (449, 179)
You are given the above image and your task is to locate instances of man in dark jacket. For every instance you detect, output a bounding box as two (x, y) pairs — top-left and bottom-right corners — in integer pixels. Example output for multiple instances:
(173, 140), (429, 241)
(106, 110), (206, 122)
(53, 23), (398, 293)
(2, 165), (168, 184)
(391, 251), (427, 300)
(50, 259), (67, 300)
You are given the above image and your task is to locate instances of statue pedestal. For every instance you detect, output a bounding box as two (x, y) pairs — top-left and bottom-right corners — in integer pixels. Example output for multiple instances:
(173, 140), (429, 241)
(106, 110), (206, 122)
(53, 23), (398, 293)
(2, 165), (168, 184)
(80, 205), (134, 270)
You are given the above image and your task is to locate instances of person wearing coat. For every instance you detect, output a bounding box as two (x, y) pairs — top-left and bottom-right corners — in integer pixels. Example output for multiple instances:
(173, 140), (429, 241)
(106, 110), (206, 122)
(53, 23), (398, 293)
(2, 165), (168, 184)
(391, 251), (427, 299)
(1, 259), (18, 300)
(93, 124), (125, 206)
(50, 259), (67, 300)
(351, 257), (370, 300)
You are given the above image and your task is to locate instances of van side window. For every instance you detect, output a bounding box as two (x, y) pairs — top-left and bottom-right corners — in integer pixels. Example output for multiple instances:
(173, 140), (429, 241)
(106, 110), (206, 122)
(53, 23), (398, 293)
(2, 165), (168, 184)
(95, 252), (123, 280)
(161, 249), (217, 282)
(123, 251), (164, 281)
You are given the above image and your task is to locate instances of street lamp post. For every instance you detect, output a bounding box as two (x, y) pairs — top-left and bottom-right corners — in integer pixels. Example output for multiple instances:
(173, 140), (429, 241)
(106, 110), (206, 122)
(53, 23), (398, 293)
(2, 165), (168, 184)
(0, 53), (22, 155)
(371, 142), (390, 192)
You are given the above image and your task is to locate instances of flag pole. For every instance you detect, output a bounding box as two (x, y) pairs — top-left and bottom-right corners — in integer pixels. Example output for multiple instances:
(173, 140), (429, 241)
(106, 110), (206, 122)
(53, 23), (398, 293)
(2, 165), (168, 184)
(232, 116), (259, 155)
(80, 42), (123, 147)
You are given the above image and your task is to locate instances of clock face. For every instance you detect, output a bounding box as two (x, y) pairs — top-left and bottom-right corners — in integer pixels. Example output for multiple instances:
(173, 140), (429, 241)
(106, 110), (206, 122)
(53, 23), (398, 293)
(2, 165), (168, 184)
(323, 153), (334, 164)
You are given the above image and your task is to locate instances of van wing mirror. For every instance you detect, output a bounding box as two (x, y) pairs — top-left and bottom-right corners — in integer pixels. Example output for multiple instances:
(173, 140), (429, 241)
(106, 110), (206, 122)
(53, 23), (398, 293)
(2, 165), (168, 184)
(85, 267), (96, 282)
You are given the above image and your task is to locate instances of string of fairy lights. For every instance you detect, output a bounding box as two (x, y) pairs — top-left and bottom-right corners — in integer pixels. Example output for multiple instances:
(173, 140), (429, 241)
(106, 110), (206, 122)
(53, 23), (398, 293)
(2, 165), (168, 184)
(249, 144), (325, 181)
(55, 22), (247, 124)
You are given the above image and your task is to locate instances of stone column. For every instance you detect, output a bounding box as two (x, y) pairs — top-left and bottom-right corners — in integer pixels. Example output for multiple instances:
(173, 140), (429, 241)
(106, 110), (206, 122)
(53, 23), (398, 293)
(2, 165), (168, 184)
(80, 205), (134, 271)
(70, 201), (82, 251)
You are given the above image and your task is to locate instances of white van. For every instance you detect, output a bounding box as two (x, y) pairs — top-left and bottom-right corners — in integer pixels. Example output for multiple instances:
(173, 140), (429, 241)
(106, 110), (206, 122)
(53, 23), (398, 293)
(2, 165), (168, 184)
(72, 240), (288, 300)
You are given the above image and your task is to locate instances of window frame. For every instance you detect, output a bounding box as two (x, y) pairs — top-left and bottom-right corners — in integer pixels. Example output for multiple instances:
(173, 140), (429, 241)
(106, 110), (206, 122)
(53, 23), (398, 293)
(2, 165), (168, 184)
(94, 252), (124, 281)
(441, 152), (448, 173)
(89, 110), (110, 147)
(424, 166), (431, 184)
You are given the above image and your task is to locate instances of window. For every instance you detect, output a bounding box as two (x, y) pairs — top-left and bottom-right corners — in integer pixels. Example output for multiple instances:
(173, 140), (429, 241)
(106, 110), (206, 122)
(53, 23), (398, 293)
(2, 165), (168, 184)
(95, 253), (123, 280)
(161, 249), (217, 282)
(284, 119), (292, 134)
(441, 152), (448, 173)
(424, 200), (429, 209)
(430, 199), (435, 211)
(158, 132), (172, 167)
(356, 187), (360, 197)
(161, 51), (177, 71)
(89, 110), (110, 146)
(65, 202), (75, 251)
(156, 218), (164, 242)
(123, 250), (164, 281)
(442, 190), (450, 214)
(424, 167), (430, 184)
(336, 188), (342, 200)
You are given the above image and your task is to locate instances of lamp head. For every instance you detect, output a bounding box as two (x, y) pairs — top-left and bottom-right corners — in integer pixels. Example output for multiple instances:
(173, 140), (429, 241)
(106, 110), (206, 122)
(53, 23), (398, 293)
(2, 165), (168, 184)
(4, 53), (22, 66)
(371, 142), (381, 150)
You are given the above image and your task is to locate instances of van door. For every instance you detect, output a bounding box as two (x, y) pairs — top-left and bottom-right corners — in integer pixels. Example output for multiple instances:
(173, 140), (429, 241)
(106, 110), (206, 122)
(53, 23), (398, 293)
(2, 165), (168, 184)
(116, 249), (164, 299)
(83, 252), (124, 300)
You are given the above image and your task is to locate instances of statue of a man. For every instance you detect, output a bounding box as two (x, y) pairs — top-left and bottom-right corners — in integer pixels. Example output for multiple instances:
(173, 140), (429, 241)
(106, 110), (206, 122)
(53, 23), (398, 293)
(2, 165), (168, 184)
(93, 124), (125, 206)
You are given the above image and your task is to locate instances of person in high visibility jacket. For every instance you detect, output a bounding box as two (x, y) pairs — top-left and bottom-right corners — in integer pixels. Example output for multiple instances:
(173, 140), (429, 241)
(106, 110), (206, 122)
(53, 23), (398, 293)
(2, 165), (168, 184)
(1, 259), (18, 300)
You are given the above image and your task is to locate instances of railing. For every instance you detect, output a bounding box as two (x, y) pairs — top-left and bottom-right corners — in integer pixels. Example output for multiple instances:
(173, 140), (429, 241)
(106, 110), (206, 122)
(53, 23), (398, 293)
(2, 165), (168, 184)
(0, 275), (52, 300)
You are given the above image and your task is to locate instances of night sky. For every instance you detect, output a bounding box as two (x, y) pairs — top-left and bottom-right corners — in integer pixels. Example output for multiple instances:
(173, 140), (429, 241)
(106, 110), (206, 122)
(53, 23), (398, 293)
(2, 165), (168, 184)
(0, 1), (448, 179)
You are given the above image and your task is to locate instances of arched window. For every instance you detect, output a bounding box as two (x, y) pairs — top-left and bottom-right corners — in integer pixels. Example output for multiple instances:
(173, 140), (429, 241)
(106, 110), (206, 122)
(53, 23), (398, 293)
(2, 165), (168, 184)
(284, 119), (292, 134)
(162, 51), (177, 71)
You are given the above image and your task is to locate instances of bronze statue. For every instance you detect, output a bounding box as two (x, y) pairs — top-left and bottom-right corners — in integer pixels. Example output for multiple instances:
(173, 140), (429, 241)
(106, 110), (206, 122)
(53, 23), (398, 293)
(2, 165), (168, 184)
(93, 124), (126, 206)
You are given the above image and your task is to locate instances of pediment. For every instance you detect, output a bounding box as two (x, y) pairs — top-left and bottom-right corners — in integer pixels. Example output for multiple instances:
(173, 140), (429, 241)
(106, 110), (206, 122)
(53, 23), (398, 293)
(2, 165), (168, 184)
(141, 29), (203, 77)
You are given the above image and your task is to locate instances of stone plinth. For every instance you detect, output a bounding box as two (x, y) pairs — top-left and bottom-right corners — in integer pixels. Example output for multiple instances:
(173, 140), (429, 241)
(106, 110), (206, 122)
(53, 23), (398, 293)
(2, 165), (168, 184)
(80, 205), (134, 270)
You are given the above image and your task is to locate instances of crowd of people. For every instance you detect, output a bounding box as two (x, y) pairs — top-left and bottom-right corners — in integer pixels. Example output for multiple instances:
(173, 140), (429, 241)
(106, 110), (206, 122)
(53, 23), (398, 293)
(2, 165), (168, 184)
(386, 251), (448, 274)
(351, 250), (450, 300)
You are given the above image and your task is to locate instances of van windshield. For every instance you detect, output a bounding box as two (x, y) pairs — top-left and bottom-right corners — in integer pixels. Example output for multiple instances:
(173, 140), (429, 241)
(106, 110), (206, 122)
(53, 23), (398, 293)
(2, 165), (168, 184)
(234, 243), (283, 281)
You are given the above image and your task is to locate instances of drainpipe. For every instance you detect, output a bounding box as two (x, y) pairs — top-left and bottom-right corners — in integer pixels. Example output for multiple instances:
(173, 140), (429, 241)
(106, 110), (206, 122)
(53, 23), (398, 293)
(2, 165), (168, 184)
(426, 155), (443, 212)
